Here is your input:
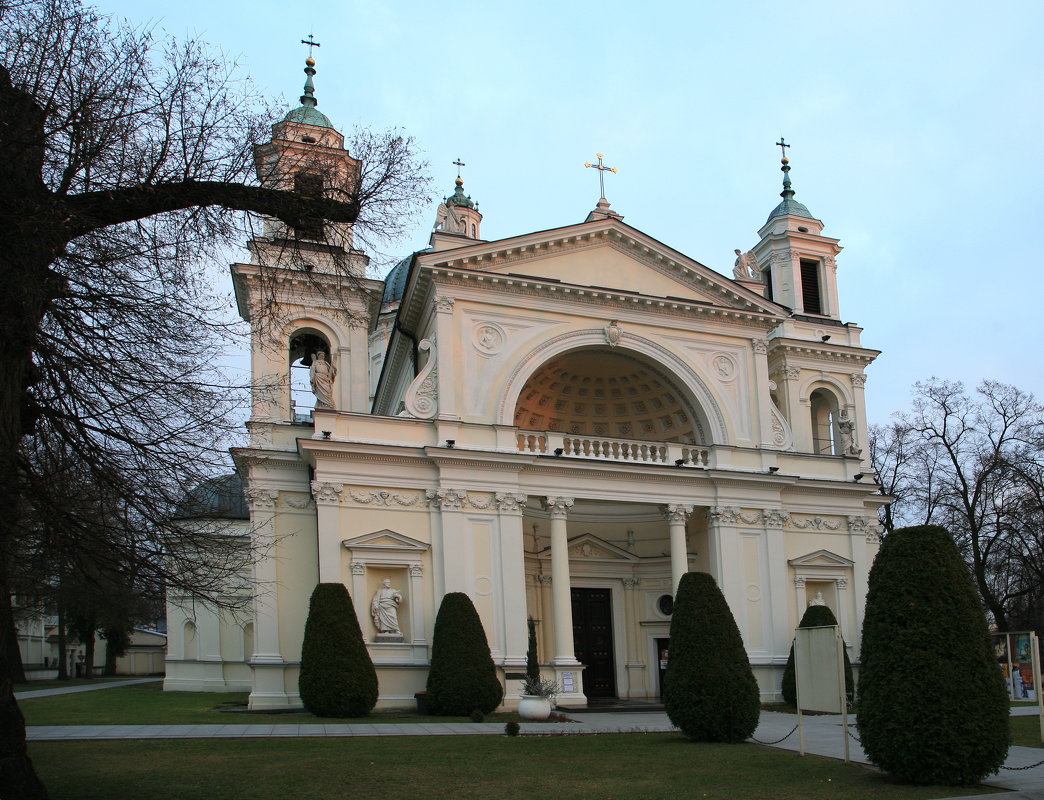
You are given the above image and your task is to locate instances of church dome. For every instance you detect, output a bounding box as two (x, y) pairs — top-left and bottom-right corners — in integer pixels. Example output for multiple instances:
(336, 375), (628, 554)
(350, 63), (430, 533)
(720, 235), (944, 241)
(446, 177), (475, 209)
(765, 156), (815, 223)
(283, 56), (334, 130)
(382, 250), (430, 304)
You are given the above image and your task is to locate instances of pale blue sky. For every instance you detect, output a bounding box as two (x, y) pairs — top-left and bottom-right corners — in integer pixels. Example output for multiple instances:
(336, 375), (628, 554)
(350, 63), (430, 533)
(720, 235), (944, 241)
(100, 0), (1043, 423)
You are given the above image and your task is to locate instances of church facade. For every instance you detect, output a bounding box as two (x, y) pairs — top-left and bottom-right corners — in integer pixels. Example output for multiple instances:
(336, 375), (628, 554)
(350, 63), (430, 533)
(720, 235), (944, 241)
(164, 60), (884, 709)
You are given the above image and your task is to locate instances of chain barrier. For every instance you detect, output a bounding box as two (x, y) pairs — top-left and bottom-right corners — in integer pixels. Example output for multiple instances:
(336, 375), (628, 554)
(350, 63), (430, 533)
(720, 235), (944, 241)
(847, 728), (862, 744)
(1000, 756), (1044, 771)
(749, 723), (799, 745)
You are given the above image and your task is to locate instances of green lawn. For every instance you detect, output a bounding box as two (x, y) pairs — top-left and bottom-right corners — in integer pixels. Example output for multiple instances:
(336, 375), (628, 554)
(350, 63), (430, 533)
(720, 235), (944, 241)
(18, 681), (522, 725)
(29, 735), (999, 800)
(15, 675), (153, 691)
(1011, 715), (1044, 748)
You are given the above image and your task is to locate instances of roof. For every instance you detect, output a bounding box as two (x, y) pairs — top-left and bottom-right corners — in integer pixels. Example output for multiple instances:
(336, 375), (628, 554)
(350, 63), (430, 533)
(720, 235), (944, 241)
(382, 249), (430, 304)
(175, 473), (249, 520)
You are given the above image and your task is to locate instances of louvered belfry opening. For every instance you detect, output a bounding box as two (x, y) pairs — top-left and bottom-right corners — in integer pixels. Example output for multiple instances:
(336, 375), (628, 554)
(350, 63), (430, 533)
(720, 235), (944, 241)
(800, 259), (823, 315)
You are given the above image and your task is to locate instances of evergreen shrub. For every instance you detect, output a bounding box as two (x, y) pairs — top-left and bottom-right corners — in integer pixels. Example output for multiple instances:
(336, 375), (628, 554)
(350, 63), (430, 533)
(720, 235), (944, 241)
(780, 603), (854, 706)
(857, 525), (1009, 785)
(298, 583), (378, 718)
(663, 572), (760, 742)
(427, 592), (504, 715)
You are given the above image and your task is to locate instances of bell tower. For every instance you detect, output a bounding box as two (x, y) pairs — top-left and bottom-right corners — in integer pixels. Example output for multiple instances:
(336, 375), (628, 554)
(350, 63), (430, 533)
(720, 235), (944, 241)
(251, 53), (365, 275)
(430, 161), (483, 251)
(751, 141), (842, 320)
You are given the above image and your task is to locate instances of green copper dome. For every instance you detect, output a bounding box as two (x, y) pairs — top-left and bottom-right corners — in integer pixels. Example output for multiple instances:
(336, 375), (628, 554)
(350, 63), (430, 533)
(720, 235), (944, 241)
(283, 57), (334, 130)
(766, 157), (814, 222)
(446, 177), (476, 209)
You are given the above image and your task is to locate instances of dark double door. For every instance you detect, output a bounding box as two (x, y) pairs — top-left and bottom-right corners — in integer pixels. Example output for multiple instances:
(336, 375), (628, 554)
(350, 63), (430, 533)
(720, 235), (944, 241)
(571, 587), (616, 698)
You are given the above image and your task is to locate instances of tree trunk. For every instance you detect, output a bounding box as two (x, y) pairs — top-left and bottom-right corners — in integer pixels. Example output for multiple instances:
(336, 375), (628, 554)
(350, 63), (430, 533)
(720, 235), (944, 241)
(0, 666), (48, 800)
(55, 609), (67, 682)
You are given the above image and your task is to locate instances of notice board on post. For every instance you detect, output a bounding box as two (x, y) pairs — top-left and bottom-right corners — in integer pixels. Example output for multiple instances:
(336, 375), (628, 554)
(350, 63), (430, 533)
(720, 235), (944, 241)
(795, 625), (844, 713)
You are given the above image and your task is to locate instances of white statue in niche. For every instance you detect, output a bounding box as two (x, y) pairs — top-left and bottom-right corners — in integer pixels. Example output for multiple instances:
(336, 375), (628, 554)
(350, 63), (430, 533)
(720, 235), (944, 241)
(808, 591), (827, 607)
(837, 408), (861, 456)
(309, 351), (336, 409)
(371, 578), (403, 634)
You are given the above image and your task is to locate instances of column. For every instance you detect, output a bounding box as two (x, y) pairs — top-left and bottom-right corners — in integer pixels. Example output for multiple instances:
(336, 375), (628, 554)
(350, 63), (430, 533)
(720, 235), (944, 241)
(793, 576), (807, 622)
(432, 294), (458, 420)
(347, 318), (370, 412)
(762, 509), (791, 658)
(246, 485), (288, 709)
(497, 492), (529, 667)
(707, 506), (745, 622)
(835, 577), (851, 643)
(622, 577), (644, 698)
(536, 574), (553, 663)
(427, 488), (468, 595)
(408, 564), (426, 647)
(663, 504), (693, 595)
(751, 339), (775, 449)
(849, 372), (870, 468)
(312, 481), (344, 584)
(349, 562), (367, 641)
(544, 496), (578, 665)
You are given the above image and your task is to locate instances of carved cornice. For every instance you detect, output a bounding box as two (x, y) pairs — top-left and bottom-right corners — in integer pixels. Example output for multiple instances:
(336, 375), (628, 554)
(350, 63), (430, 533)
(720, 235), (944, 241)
(768, 341), (880, 367)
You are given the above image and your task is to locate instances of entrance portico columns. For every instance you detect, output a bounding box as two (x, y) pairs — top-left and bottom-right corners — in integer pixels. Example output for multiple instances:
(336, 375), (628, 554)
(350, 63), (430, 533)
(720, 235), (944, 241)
(663, 504), (694, 595)
(544, 496), (579, 665)
(543, 496), (586, 707)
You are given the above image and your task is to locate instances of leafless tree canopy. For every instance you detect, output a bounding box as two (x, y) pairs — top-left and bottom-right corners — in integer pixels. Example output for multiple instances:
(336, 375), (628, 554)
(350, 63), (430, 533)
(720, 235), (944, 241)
(0, 1), (429, 794)
(870, 379), (1044, 634)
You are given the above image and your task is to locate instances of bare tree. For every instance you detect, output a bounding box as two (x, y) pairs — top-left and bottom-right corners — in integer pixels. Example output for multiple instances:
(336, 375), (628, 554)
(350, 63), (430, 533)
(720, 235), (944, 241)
(870, 379), (1044, 634)
(0, 1), (429, 796)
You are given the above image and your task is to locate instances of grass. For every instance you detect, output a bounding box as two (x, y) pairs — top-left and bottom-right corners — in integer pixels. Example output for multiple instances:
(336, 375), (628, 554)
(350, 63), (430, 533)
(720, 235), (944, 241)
(18, 681), (524, 726)
(29, 735), (999, 800)
(1011, 715), (1044, 748)
(14, 675), (154, 691)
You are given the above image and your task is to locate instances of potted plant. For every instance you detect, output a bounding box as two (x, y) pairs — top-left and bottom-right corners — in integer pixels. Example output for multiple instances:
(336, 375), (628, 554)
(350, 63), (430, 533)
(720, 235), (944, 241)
(519, 674), (559, 720)
(518, 616), (559, 720)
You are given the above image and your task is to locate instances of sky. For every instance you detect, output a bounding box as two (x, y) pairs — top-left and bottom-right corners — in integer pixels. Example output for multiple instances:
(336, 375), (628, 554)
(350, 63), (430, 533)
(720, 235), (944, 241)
(98, 0), (1044, 424)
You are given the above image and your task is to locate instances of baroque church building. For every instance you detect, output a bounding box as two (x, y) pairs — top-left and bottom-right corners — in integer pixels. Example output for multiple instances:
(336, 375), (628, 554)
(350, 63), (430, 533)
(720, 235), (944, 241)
(164, 59), (884, 709)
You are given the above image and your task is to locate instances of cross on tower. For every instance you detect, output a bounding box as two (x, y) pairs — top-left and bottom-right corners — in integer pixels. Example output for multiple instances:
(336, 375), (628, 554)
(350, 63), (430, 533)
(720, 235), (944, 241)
(775, 137), (791, 158)
(584, 152), (618, 200)
(300, 34), (322, 56)
(453, 158), (465, 178)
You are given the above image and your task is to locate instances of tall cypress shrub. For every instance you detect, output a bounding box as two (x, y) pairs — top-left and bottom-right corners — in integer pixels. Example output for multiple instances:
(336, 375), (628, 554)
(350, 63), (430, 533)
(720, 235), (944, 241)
(858, 526), (1009, 785)
(663, 572), (760, 742)
(298, 583), (378, 718)
(780, 603), (853, 706)
(525, 615), (540, 684)
(427, 592), (503, 715)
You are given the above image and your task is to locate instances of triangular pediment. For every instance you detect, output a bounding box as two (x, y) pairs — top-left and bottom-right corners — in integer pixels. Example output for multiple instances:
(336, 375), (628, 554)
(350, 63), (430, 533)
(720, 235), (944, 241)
(538, 532), (638, 562)
(789, 549), (854, 569)
(415, 217), (783, 317)
(342, 529), (429, 552)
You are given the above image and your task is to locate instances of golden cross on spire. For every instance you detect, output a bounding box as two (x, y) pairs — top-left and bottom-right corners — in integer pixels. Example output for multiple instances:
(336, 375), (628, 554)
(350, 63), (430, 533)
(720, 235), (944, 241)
(584, 152), (618, 200)
(301, 34), (321, 57)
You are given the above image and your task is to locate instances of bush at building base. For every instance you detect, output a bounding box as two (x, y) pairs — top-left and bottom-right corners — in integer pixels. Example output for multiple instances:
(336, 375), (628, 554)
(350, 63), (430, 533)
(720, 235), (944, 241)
(780, 603), (854, 707)
(663, 572), (760, 742)
(298, 582), (378, 718)
(857, 525), (1009, 785)
(427, 592), (504, 715)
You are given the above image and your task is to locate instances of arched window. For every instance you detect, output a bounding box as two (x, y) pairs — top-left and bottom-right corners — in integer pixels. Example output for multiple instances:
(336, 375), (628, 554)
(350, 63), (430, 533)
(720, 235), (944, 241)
(183, 621), (198, 661)
(288, 330), (332, 421)
(810, 389), (840, 455)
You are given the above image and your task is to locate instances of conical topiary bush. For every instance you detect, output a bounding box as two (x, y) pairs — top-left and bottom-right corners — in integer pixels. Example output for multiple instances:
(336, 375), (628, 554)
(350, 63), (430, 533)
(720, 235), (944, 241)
(427, 592), (503, 715)
(663, 572), (760, 742)
(298, 582), (378, 717)
(780, 603), (853, 707)
(857, 525), (1009, 785)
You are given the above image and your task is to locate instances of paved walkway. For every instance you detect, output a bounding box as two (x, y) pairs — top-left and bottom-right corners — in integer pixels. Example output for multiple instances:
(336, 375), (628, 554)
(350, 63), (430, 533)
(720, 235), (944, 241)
(21, 679), (1044, 799)
(16, 678), (158, 700)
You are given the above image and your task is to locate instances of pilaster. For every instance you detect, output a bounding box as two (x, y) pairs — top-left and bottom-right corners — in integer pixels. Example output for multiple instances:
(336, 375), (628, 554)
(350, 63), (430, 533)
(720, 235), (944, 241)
(311, 481), (344, 584)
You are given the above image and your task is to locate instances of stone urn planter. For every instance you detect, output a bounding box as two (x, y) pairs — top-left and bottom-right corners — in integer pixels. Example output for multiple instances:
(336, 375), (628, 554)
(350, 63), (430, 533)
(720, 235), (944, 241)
(517, 694), (553, 721)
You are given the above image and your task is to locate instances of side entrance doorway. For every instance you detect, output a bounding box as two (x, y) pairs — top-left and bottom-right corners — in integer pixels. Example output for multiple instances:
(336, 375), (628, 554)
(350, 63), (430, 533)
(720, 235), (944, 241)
(571, 587), (616, 698)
